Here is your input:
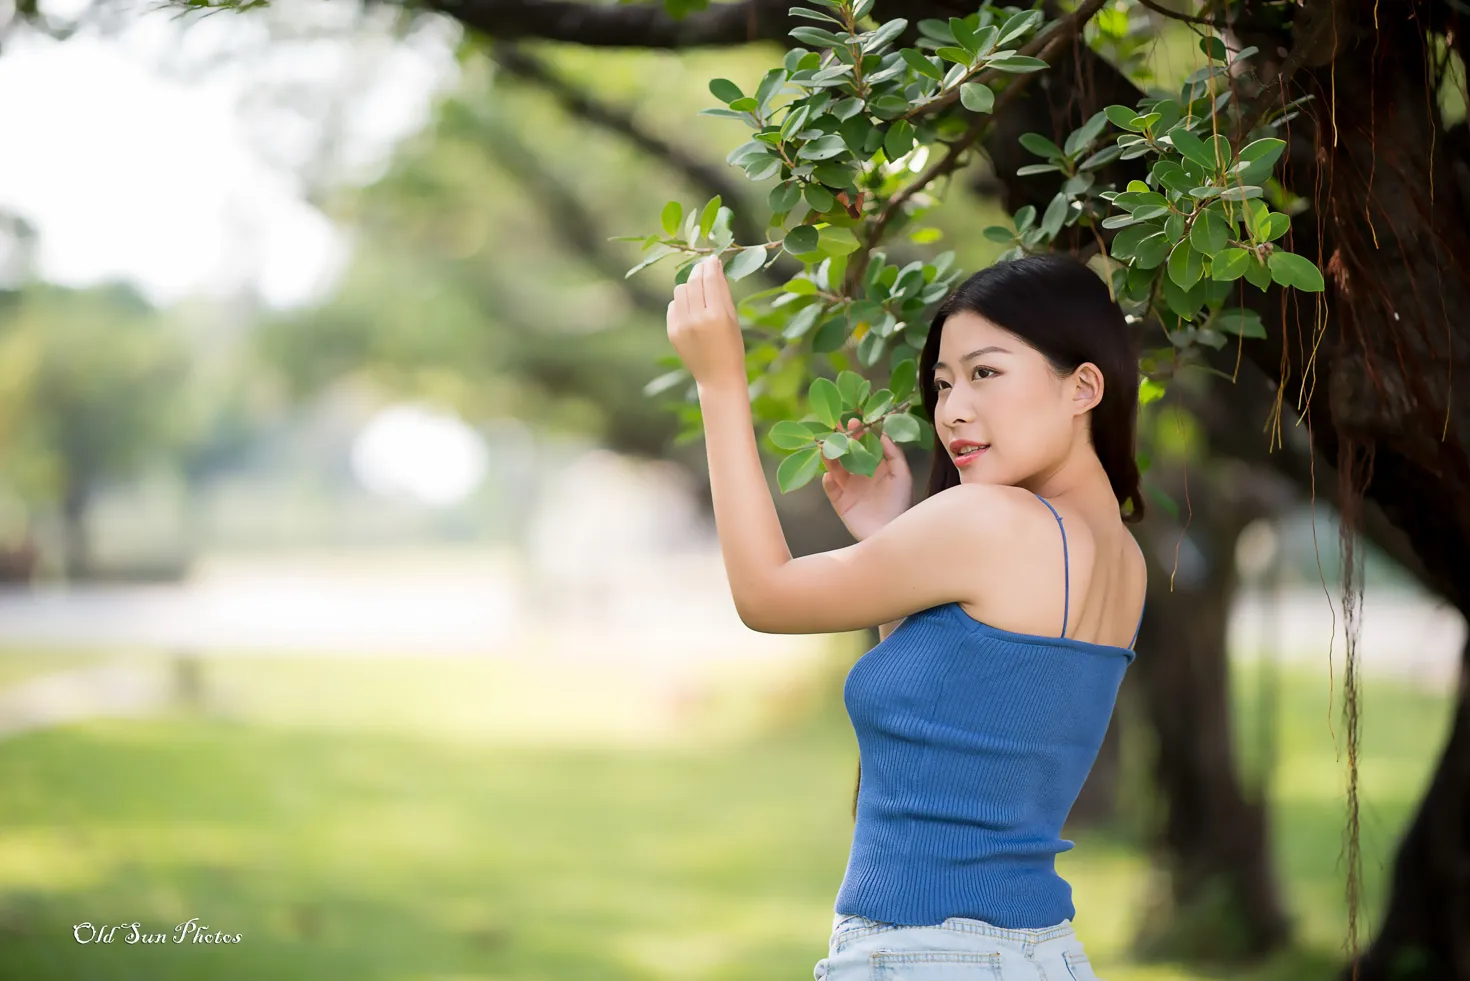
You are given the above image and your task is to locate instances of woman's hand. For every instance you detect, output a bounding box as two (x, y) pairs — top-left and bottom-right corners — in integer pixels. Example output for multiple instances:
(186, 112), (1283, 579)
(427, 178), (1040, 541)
(821, 419), (913, 542)
(666, 256), (747, 392)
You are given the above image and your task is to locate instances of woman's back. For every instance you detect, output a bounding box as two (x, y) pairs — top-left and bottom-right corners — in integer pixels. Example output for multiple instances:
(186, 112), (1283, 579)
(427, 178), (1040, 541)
(959, 488), (1147, 651)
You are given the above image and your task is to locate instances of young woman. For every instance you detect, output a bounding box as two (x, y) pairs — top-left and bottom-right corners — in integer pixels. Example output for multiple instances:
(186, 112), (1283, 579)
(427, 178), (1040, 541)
(666, 251), (1147, 981)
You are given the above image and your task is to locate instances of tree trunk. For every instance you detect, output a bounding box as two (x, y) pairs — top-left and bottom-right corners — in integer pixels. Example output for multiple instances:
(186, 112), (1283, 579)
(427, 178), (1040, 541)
(1127, 453), (1294, 959)
(60, 479), (90, 582)
(1351, 652), (1470, 981)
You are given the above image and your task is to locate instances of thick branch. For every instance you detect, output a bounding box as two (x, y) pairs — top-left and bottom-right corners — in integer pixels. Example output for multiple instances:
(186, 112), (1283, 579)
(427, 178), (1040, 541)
(420, 0), (796, 47)
(469, 105), (667, 314)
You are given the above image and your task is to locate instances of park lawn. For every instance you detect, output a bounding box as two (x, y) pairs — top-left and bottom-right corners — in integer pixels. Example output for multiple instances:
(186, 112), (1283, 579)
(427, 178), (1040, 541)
(0, 642), (1453, 981)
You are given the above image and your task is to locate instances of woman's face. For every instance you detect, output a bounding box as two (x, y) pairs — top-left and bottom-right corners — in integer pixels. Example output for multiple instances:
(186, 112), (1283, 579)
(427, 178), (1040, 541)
(929, 310), (1099, 486)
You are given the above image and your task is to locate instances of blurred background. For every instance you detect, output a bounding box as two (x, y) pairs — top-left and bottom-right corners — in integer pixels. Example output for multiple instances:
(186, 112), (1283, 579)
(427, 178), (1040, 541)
(0, 1), (1461, 979)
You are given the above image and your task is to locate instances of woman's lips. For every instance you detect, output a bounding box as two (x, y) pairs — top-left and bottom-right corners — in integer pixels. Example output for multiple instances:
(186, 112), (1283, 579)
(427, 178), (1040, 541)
(954, 446), (988, 467)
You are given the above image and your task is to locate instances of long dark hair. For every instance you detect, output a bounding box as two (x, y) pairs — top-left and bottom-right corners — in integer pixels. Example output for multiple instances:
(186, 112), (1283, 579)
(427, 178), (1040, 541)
(917, 252), (1145, 520)
(851, 254), (1144, 821)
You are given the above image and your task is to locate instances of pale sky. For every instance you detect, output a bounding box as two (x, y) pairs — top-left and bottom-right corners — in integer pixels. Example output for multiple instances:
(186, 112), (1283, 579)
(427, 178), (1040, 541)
(0, 0), (461, 309)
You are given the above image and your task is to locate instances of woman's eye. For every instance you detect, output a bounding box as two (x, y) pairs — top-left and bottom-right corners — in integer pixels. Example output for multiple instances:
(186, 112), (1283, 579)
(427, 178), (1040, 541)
(973, 367), (995, 380)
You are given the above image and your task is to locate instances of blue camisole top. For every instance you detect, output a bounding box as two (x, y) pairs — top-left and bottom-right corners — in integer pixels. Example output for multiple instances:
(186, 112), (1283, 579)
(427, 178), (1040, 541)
(834, 492), (1145, 929)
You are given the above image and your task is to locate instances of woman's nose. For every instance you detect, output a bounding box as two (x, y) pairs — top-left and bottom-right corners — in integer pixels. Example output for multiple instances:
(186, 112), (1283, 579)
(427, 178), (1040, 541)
(938, 396), (972, 429)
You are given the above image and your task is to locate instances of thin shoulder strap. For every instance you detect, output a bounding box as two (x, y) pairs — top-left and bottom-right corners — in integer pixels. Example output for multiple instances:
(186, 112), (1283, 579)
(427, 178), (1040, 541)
(1032, 493), (1069, 637)
(1129, 597), (1147, 649)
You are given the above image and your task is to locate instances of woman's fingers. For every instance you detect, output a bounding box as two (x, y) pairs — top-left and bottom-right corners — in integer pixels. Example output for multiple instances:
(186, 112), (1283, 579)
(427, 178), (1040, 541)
(686, 261), (707, 311)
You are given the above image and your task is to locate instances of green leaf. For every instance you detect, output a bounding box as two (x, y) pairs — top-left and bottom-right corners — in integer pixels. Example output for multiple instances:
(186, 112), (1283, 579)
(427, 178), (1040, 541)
(1016, 163), (1060, 176)
(1018, 132), (1064, 159)
(1236, 137), (1286, 184)
(625, 246), (677, 278)
(1109, 222), (1154, 259)
(1134, 231), (1171, 269)
(644, 368), (690, 398)
(1266, 213), (1291, 241)
(1219, 185), (1263, 202)
(1167, 239), (1203, 289)
(889, 358), (918, 400)
(1211, 247), (1251, 280)
(918, 18), (956, 43)
(811, 315), (846, 353)
(727, 246), (769, 281)
(782, 303), (823, 339)
(884, 411), (921, 442)
(1189, 209), (1229, 256)
(901, 48), (945, 80)
(790, 25), (846, 47)
(884, 119), (916, 160)
(960, 82), (994, 113)
(788, 7), (844, 26)
(1268, 251), (1325, 291)
(996, 7), (1043, 44)
(949, 16), (981, 53)
(709, 207), (735, 251)
(709, 78), (744, 104)
(837, 370), (869, 409)
(809, 376), (843, 427)
(699, 196), (723, 238)
(1040, 192), (1069, 239)
(784, 224), (819, 254)
(1243, 254), (1272, 290)
(769, 419), (818, 450)
(1105, 104), (1142, 131)
(697, 107), (750, 120)
(779, 102), (811, 140)
(660, 201), (683, 237)
(769, 180), (802, 213)
(755, 68), (788, 111)
(857, 329), (886, 367)
(818, 225), (861, 255)
(777, 446), (824, 492)
(988, 54), (1048, 73)
(843, 438), (881, 477)
(1199, 36), (1228, 62)
(799, 134), (849, 161)
(983, 225), (1015, 243)
(1166, 127), (1220, 172)
(804, 183), (836, 212)
(1216, 308), (1266, 338)
(862, 388), (895, 422)
(935, 45), (975, 64)
(821, 432), (852, 458)
(1162, 273), (1203, 320)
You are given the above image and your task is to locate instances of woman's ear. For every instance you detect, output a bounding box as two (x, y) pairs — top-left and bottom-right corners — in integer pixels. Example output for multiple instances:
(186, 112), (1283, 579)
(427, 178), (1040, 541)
(1070, 363), (1105, 415)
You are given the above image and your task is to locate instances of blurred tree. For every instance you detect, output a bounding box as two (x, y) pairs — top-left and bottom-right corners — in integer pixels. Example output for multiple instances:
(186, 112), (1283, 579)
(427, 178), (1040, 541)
(0, 282), (195, 579)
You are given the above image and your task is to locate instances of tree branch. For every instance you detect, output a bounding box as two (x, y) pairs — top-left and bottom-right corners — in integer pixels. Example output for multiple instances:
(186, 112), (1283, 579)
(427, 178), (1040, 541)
(420, 0), (797, 48)
(467, 103), (669, 314)
(487, 41), (798, 283)
(867, 0), (1110, 248)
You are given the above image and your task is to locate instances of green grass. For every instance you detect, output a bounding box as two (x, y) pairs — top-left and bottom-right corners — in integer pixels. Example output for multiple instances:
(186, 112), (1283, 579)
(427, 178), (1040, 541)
(0, 641), (1454, 981)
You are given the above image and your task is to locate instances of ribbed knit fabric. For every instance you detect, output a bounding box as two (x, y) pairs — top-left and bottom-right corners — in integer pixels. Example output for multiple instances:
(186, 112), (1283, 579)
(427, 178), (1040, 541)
(834, 493), (1144, 929)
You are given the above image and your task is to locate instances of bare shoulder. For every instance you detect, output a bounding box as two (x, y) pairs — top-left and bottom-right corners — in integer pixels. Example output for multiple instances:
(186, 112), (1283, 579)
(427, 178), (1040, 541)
(925, 482), (1038, 537)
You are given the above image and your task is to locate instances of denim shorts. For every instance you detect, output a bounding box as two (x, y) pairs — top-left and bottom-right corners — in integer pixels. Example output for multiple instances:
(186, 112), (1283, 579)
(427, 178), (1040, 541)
(813, 911), (1104, 980)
